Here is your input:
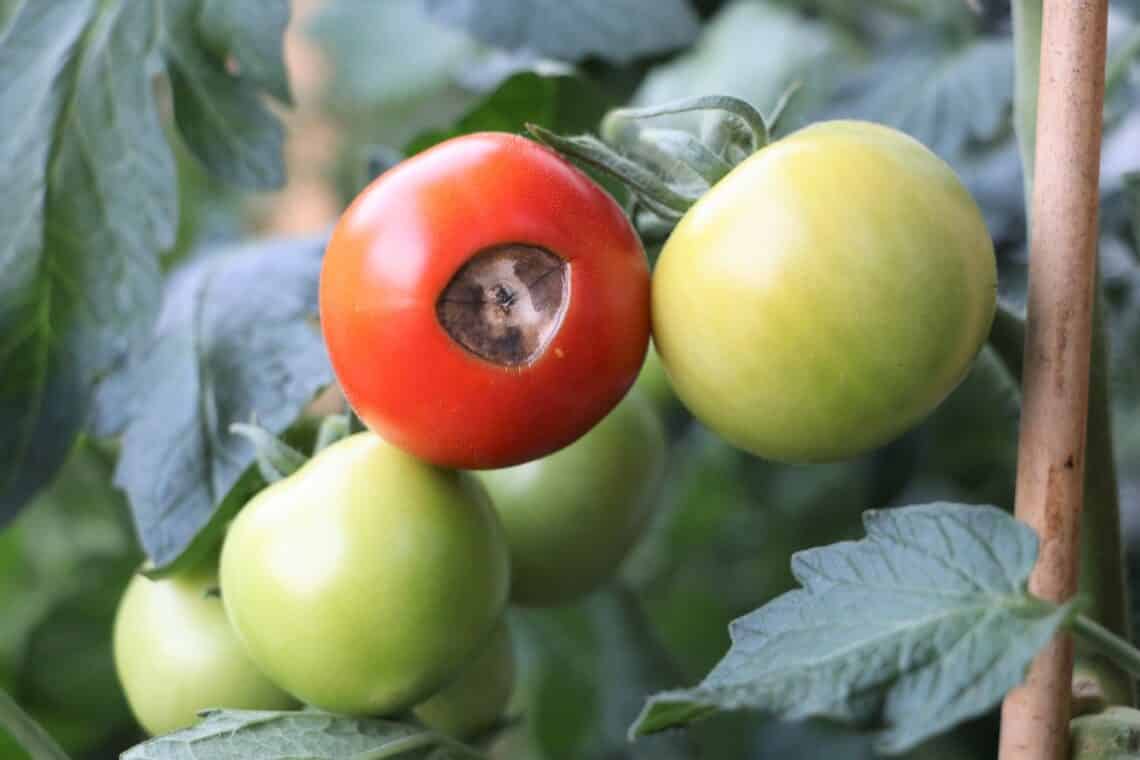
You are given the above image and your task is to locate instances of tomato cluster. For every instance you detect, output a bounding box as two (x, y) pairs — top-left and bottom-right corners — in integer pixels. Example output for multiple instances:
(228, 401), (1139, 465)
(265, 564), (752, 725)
(113, 120), (995, 739)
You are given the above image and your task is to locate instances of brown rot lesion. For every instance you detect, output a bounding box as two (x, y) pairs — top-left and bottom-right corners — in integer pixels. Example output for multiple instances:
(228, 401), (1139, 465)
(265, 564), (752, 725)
(436, 244), (569, 366)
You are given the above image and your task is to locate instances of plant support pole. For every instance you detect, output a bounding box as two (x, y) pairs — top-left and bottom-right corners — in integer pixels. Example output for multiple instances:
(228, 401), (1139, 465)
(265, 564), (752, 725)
(998, 1), (1110, 759)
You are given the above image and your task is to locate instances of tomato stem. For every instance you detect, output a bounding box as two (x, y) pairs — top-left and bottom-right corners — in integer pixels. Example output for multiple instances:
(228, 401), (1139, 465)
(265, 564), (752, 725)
(0, 688), (72, 760)
(1070, 614), (1140, 682)
(602, 94), (771, 151)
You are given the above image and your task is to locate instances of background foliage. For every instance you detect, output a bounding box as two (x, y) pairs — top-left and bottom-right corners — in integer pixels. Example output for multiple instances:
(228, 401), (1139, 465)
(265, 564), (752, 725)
(0, 0), (1138, 757)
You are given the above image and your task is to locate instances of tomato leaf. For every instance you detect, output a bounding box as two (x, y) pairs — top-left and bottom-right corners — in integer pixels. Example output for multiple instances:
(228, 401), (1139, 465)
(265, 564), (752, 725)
(0, 0), (289, 526)
(630, 503), (1075, 754)
(828, 36), (1013, 161)
(162, 0), (288, 188)
(93, 237), (332, 572)
(406, 70), (611, 155)
(198, 0), (293, 105)
(122, 710), (486, 759)
(632, 3), (853, 135)
(419, 0), (699, 64)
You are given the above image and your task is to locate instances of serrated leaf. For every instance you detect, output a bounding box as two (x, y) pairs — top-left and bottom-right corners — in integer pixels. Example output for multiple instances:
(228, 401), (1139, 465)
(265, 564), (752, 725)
(94, 237), (332, 570)
(161, 0), (287, 189)
(198, 0), (292, 104)
(0, 0), (170, 525)
(122, 709), (484, 759)
(631, 503), (1073, 754)
(420, 0), (699, 64)
(829, 36), (1013, 161)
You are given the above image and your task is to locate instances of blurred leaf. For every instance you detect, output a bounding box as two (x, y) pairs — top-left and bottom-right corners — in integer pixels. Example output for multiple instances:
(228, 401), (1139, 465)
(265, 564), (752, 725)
(92, 237), (332, 571)
(406, 70), (610, 154)
(122, 709), (484, 759)
(829, 35), (1013, 161)
(513, 589), (693, 760)
(198, 0), (292, 104)
(632, 504), (1072, 755)
(633, 2), (856, 134)
(906, 347), (1020, 509)
(309, 0), (483, 107)
(162, 0), (288, 188)
(0, 0), (289, 525)
(0, 441), (139, 756)
(625, 425), (874, 679)
(421, 0), (699, 63)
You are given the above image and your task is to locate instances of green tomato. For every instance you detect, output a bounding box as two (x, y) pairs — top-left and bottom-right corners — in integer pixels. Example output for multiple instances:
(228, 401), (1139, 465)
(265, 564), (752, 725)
(476, 391), (665, 607)
(413, 620), (515, 738)
(219, 432), (510, 715)
(634, 340), (677, 414)
(113, 566), (295, 736)
(653, 120), (997, 463)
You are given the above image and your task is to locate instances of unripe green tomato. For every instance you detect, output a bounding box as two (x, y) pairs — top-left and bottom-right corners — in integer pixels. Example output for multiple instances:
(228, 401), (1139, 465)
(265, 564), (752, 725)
(219, 432), (510, 715)
(653, 120), (997, 463)
(113, 567), (295, 736)
(475, 391), (665, 607)
(413, 620), (515, 738)
(634, 340), (677, 414)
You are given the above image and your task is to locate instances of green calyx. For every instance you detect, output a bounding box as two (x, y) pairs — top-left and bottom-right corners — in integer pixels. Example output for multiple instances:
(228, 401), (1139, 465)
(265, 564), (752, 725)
(527, 85), (801, 233)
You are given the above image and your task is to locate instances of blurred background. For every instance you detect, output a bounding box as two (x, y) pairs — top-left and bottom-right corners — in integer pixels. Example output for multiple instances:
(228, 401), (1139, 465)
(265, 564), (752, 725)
(2, 0), (1139, 758)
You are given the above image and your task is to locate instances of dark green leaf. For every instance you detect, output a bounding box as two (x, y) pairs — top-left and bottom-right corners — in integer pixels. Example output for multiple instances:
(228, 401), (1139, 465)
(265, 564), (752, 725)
(198, 0), (292, 104)
(0, 0), (291, 525)
(0, 0), (171, 524)
(162, 0), (288, 189)
(406, 70), (610, 154)
(95, 237), (332, 571)
(829, 36), (1013, 160)
(121, 709), (485, 759)
(631, 503), (1073, 754)
(420, 0), (699, 63)
(513, 590), (692, 760)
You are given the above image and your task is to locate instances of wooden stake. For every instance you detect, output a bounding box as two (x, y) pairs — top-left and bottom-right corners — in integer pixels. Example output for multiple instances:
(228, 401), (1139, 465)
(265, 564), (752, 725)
(998, 1), (1109, 759)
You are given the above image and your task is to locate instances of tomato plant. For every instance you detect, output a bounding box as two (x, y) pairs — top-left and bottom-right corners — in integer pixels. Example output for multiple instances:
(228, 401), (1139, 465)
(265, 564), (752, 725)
(219, 433), (510, 715)
(476, 390), (666, 606)
(652, 120), (996, 463)
(4, 3), (1140, 760)
(320, 132), (650, 470)
(113, 566), (295, 736)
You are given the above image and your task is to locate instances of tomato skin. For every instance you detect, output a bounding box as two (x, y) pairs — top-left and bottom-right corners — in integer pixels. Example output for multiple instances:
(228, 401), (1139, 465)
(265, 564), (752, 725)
(413, 620), (515, 738)
(634, 340), (677, 414)
(219, 433), (510, 715)
(475, 391), (665, 607)
(113, 567), (295, 736)
(653, 120), (997, 463)
(320, 132), (651, 470)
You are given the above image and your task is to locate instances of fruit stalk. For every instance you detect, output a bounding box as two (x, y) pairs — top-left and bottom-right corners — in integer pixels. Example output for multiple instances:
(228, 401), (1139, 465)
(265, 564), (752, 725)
(998, 1), (1110, 759)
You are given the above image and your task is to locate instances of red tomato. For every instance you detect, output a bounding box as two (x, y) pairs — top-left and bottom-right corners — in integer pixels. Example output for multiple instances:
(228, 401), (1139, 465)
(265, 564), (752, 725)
(320, 133), (650, 469)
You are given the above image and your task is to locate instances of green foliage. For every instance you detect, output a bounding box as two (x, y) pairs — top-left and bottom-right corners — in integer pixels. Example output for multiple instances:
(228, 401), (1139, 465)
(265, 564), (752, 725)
(420, 0), (700, 63)
(91, 237), (331, 572)
(632, 504), (1075, 754)
(121, 710), (485, 760)
(0, 442), (140, 757)
(0, 0), (290, 525)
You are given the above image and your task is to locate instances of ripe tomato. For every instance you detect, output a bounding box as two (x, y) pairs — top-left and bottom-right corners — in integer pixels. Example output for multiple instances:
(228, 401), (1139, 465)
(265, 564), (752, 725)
(113, 566), (294, 736)
(653, 120), (996, 462)
(320, 132), (651, 470)
(475, 391), (665, 606)
(219, 433), (510, 715)
(413, 620), (515, 738)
